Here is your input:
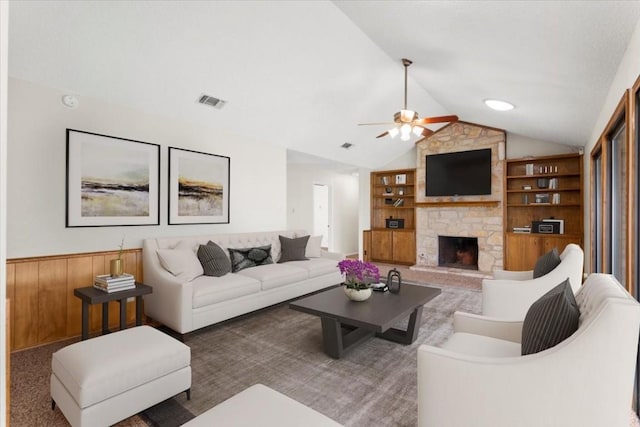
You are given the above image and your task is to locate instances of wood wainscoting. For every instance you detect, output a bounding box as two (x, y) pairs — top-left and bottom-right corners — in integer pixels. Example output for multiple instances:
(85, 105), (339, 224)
(6, 249), (144, 352)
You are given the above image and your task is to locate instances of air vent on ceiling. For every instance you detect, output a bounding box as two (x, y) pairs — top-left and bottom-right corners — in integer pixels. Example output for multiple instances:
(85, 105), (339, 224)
(197, 94), (227, 109)
(341, 142), (353, 149)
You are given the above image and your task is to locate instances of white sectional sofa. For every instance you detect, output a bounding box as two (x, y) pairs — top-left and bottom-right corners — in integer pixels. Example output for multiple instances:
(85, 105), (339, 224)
(142, 230), (342, 334)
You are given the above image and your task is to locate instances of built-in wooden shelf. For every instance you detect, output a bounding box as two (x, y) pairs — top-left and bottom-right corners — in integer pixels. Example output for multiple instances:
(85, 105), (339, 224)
(415, 200), (501, 208)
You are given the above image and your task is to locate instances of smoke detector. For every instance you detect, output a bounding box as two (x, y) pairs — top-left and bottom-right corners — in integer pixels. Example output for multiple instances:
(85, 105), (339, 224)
(341, 142), (353, 149)
(197, 94), (227, 109)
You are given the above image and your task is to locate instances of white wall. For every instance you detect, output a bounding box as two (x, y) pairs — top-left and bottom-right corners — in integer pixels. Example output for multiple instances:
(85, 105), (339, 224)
(1, 0), (9, 418)
(583, 17), (640, 273)
(506, 133), (581, 159)
(7, 78), (288, 258)
(286, 163), (359, 255)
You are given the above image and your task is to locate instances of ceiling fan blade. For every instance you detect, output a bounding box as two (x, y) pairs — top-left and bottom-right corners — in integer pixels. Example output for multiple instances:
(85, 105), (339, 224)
(358, 122), (396, 126)
(419, 128), (434, 137)
(414, 115), (459, 125)
(376, 131), (389, 138)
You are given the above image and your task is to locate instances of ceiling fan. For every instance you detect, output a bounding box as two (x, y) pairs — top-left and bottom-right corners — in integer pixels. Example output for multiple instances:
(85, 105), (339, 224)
(359, 58), (458, 140)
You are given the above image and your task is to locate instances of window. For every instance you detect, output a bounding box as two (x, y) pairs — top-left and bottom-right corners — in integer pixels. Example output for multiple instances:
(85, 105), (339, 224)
(591, 145), (603, 272)
(609, 120), (627, 283)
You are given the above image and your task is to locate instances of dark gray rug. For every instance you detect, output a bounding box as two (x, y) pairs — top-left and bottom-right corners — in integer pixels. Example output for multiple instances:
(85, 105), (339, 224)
(140, 398), (195, 427)
(170, 283), (481, 426)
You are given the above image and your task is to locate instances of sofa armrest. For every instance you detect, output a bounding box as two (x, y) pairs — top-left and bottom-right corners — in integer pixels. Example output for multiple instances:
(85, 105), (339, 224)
(453, 311), (522, 343)
(491, 269), (533, 280)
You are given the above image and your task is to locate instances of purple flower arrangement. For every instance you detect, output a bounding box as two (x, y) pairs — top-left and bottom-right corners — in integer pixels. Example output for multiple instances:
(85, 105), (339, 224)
(337, 259), (380, 290)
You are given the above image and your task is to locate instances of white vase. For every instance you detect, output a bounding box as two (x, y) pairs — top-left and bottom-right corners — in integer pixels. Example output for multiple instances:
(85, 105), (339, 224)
(343, 286), (372, 302)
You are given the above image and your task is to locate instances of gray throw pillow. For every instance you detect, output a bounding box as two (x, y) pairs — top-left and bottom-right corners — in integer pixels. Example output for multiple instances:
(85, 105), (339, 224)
(197, 241), (232, 277)
(278, 235), (310, 263)
(533, 247), (561, 278)
(521, 278), (579, 355)
(228, 245), (273, 273)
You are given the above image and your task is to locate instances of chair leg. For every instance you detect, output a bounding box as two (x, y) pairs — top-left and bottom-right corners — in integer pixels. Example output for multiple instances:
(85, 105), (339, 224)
(186, 388), (191, 400)
(51, 399), (56, 410)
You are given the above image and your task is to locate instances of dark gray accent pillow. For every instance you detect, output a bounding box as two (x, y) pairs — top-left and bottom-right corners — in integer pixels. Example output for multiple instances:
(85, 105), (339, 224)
(533, 247), (561, 278)
(278, 235), (310, 263)
(228, 245), (273, 273)
(197, 241), (232, 277)
(521, 278), (579, 355)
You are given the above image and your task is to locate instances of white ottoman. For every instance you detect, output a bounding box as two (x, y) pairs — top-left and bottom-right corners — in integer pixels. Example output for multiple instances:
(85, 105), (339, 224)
(182, 384), (343, 426)
(51, 325), (191, 427)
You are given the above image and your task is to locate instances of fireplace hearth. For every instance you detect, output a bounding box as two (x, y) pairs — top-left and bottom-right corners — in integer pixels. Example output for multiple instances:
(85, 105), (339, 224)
(438, 236), (479, 270)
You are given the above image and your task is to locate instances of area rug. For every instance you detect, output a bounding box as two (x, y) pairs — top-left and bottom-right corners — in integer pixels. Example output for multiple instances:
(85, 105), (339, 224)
(174, 283), (481, 426)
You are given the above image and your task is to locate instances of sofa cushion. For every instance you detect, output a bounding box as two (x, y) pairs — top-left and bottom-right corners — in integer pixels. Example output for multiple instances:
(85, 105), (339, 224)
(521, 278), (580, 355)
(278, 235), (309, 263)
(192, 274), (262, 308)
(533, 247), (561, 278)
(228, 245), (274, 272)
(157, 241), (203, 282)
(287, 258), (338, 279)
(305, 235), (323, 258)
(236, 263), (308, 291)
(441, 332), (521, 357)
(197, 242), (232, 277)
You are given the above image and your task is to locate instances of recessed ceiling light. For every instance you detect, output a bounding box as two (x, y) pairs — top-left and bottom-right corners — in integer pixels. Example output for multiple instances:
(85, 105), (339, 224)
(484, 99), (515, 111)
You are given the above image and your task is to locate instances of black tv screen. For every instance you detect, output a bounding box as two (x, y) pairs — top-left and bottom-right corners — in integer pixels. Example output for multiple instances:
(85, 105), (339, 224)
(425, 148), (492, 197)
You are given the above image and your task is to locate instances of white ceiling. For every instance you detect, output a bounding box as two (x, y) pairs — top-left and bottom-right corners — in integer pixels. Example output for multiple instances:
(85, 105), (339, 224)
(8, 1), (640, 170)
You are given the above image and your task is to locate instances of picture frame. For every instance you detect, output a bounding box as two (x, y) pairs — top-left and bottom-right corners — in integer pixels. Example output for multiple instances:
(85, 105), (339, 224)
(66, 129), (160, 227)
(168, 147), (230, 224)
(395, 174), (406, 184)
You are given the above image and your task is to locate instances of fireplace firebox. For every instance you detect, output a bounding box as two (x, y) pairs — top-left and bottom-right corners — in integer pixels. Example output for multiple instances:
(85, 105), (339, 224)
(438, 236), (479, 270)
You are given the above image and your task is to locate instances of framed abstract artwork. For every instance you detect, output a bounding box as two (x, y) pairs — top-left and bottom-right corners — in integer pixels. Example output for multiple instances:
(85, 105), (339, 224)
(168, 147), (230, 224)
(66, 129), (160, 227)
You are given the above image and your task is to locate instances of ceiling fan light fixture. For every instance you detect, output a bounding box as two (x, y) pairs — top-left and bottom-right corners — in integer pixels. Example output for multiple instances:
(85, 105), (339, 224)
(484, 99), (515, 111)
(388, 127), (400, 139)
(400, 123), (412, 135)
(400, 109), (416, 122)
(412, 126), (425, 137)
(400, 133), (411, 142)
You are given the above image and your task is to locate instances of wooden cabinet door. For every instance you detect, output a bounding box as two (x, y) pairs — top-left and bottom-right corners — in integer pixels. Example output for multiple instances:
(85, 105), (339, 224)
(392, 231), (416, 264)
(542, 235), (582, 254)
(505, 233), (541, 271)
(371, 230), (393, 262)
(362, 230), (371, 262)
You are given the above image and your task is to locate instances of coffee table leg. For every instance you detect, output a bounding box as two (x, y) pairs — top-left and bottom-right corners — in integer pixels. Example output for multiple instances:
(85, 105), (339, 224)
(321, 317), (374, 359)
(378, 305), (424, 345)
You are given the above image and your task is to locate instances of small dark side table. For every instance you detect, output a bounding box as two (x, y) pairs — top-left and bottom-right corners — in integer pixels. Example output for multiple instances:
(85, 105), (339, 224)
(73, 283), (153, 340)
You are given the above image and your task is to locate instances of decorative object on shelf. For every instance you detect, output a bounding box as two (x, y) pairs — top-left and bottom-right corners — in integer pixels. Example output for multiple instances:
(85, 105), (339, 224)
(66, 129), (160, 227)
(385, 217), (404, 229)
(397, 188), (405, 195)
(522, 194), (529, 204)
(395, 174), (407, 184)
(381, 176), (390, 185)
(338, 259), (380, 302)
(383, 187), (394, 195)
(525, 163), (534, 176)
(552, 193), (561, 204)
(168, 147), (230, 224)
(535, 193), (550, 204)
(110, 236), (125, 277)
(537, 178), (549, 189)
(387, 268), (402, 294)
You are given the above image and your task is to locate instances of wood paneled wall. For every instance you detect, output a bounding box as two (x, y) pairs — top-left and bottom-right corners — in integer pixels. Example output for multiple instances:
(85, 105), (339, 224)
(6, 249), (143, 351)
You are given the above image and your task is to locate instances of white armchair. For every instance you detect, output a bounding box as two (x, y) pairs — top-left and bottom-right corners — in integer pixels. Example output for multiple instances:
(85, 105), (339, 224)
(482, 243), (584, 319)
(417, 273), (640, 427)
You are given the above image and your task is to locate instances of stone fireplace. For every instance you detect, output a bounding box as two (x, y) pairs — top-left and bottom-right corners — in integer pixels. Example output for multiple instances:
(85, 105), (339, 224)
(412, 122), (505, 276)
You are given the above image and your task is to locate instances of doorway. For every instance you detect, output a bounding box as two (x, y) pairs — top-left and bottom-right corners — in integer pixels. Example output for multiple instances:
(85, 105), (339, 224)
(313, 184), (330, 249)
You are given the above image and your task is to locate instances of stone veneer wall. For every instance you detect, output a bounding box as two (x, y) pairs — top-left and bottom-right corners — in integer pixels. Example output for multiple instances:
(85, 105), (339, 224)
(415, 122), (505, 273)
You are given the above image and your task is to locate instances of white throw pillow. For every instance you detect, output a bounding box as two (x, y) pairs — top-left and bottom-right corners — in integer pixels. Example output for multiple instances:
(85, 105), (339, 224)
(305, 235), (323, 258)
(157, 240), (203, 282)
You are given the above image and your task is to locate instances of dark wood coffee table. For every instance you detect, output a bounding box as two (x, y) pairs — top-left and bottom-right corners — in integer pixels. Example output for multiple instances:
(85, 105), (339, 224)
(289, 283), (441, 358)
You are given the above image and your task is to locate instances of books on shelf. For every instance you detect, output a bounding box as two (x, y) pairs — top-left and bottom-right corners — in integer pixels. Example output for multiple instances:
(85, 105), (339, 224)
(513, 226), (532, 233)
(393, 198), (404, 207)
(94, 273), (135, 293)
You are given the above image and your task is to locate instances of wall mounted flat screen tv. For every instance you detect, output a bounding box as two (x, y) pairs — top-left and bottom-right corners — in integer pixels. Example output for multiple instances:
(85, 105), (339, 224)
(425, 148), (492, 197)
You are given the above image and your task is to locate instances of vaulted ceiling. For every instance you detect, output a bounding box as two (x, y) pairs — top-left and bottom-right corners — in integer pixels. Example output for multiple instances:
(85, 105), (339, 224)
(8, 1), (640, 169)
